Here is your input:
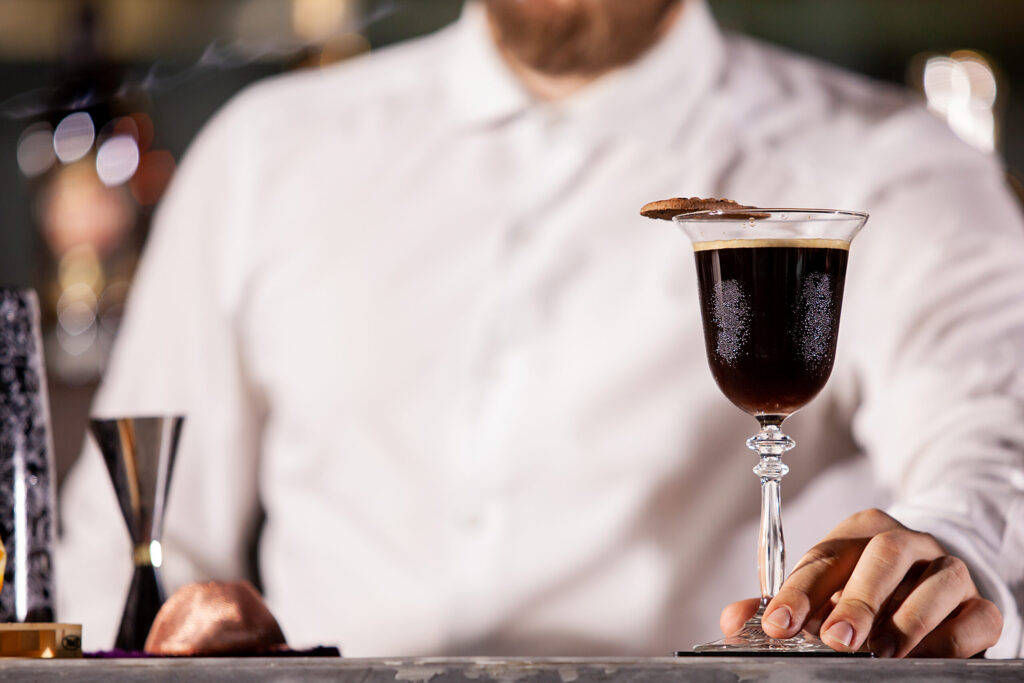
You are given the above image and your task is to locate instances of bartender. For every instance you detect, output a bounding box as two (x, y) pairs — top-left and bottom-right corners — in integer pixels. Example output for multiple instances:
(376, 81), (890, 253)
(58, 0), (1022, 658)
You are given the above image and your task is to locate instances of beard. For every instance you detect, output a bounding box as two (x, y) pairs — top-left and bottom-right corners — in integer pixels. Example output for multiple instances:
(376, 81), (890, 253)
(484, 0), (681, 76)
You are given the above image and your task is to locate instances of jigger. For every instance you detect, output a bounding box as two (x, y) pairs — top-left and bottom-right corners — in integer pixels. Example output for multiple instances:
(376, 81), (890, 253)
(89, 416), (183, 651)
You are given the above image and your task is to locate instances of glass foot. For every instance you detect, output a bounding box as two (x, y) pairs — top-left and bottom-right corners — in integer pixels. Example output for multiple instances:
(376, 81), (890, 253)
(692, 605), (836, 654)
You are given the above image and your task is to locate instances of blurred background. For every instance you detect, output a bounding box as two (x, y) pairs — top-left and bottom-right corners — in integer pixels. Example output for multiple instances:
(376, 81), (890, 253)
(0, 0), (1021, 489)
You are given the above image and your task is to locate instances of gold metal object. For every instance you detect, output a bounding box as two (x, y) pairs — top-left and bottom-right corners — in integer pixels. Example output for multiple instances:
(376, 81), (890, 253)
(0, 623), (83, 658)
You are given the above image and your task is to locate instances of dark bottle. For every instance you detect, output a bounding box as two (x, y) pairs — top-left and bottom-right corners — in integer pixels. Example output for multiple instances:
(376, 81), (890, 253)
(0, 290), (57, 622)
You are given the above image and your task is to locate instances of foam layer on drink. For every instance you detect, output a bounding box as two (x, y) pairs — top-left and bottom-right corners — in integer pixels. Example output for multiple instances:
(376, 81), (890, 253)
(693, 238), (849, 252)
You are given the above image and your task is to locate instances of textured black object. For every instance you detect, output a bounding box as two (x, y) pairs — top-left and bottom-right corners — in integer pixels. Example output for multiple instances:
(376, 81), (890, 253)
(0, 290), (56, 622)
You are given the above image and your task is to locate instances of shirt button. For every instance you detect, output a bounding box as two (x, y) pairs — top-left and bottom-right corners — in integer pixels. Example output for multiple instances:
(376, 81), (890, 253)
(458, 512), (482, 531)
(455, 504), (501, 536)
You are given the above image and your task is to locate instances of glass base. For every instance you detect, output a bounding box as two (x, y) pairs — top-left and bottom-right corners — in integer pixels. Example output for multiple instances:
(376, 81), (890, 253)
(691, 605), (837, 654)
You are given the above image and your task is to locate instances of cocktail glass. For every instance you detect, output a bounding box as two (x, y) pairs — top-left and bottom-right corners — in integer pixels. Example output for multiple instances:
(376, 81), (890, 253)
(673, 208), (867, 653)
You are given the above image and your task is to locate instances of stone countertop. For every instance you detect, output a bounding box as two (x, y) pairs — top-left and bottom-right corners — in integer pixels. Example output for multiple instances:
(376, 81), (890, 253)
(0, 656), (1021, 682)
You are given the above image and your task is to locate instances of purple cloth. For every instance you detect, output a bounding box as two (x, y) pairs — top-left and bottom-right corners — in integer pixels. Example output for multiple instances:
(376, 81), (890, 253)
(85, 646), (341, 658)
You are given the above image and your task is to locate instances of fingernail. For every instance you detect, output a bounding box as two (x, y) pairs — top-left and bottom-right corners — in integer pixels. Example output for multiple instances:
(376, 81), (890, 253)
(823, 621), (854, 648)
(765, 606), (792, 631)
(873, 637), (897, 659)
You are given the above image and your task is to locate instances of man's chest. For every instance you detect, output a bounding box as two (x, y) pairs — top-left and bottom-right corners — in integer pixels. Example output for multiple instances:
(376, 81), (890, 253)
(234, 117), (858, 497)
(236, 131), (736, 478)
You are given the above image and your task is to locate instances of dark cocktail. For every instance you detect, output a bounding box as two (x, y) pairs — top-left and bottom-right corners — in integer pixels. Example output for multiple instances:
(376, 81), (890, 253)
(695, 239), (849, 419)
(674, 210), (867, 653)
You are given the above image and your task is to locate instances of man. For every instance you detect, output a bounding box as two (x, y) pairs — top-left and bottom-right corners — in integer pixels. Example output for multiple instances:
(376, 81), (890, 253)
(59, 0), (1023, 657)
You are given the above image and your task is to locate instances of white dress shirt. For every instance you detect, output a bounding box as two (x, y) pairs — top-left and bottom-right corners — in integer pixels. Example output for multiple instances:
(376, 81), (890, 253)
(58, 0), (1024, 657)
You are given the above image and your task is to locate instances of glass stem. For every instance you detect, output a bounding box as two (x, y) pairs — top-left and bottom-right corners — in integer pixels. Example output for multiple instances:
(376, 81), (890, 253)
(747, 419), (793, 608)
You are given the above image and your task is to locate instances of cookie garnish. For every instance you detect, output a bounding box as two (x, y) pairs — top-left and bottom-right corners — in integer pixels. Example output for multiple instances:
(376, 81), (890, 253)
(640, 197), (760, 220)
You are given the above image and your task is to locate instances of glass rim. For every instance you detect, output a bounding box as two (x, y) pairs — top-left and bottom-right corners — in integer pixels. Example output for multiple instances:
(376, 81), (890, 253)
(671, 208), (869, 222)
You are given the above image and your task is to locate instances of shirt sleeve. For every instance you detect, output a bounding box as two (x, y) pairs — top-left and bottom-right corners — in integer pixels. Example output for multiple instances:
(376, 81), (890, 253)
(844, 131), (1024, 657)
(56, 95), (266, 650)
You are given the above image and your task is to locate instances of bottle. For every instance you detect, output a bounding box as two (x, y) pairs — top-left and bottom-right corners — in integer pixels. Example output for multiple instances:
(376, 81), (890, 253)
(0, 290), (57, 622)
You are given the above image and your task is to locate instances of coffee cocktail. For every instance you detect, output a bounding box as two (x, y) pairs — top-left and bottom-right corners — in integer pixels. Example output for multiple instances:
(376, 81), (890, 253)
(641, 200), (868, 653)
(694, 238), (848, 418)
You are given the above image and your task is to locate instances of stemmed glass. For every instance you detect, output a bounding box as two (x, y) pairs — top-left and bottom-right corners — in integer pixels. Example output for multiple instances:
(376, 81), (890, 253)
(673, 208), (867, 653)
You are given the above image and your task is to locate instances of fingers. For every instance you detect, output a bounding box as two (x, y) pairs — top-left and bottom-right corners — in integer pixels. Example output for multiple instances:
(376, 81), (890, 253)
(802, 590), (841, 637)
(720, 598), (761, 635)
(761, 539), (864, 639)
(750, 508), (1000, 658)
(145, 580), (287, 655)
(868, 555), (976, 658)
(818, 528), (944, 652)
(908, 598), (1003, 658)
(762, 508), (904, 640)
(821, 508), (904, 541)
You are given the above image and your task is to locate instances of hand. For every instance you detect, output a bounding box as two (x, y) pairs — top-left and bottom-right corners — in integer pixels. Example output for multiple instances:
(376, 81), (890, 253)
(145, 580), (287, 655)
(719, 508), (1003, 658)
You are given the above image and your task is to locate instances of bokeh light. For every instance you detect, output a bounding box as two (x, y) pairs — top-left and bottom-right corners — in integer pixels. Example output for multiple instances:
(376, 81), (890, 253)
(53, 111), (96, 163)
(130, 150), (176, 206)
(55, 274), (100, 361)
(57, 282), (98, 338)
(58, 244), (105, 294)
(96, 135), (140, 186)
(921, 50), (998, 152)
(293, 0), (353, 43)
(16, 123), (56, 177)
(97, 116), (136, 149)
(129, 113), (155, 153)
(42, 163), (135, 256)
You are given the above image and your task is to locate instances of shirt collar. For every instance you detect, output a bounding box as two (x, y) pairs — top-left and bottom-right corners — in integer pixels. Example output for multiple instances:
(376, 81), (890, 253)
(442, 0), (726, 138)
(441, 1), (532, 126)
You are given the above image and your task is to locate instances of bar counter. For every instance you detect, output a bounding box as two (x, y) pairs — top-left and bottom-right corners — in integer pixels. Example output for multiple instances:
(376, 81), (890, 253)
(0, 656), (1021, 682)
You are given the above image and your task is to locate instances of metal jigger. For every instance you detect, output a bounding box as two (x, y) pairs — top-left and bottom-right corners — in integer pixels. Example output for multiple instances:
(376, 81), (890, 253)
(89, 416), (183, 651)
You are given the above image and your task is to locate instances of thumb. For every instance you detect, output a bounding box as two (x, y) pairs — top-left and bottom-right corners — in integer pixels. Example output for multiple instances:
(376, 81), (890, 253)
(720, 598), (761, 635)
